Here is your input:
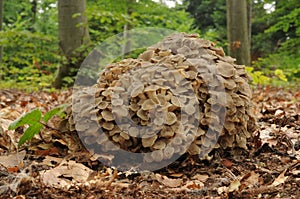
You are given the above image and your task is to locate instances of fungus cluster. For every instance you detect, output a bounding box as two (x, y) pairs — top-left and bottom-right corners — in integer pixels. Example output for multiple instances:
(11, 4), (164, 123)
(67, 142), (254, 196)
(65, 33), (257, 165)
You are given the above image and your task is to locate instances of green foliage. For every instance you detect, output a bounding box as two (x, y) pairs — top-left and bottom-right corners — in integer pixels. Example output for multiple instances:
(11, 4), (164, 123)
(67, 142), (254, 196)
(183, 0), (226, 44)
(18, 123), (44, 147)
(253, 53), (300, 83)
(251, 0), (300, 83)
(43, 105), (66, 123)
(1, 0), (59, 91)
(1, 0), (196, 90)
(274, 69), (288, 82)
(8, 109), (42, 130)
(87, 0), (196, 42)
(246, 66), (270, 85)
(246, 65), (295, 87)
(8, 105), (66, 147)
(1, 0), (298, 90)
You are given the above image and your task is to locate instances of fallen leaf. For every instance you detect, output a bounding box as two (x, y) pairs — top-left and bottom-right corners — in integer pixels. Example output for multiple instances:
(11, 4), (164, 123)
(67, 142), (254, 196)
(271, 169), (288, 187)
(217, 186), (228, 195)
(222, 158), (233, 168)
(169, 173), (184, 178)
(228, 179), (241, 192)
(42, 156), (63, 166)
(7, 166), (19, 173)
(155, 173), (183, 188)
(241, 171), (260, 188)
(185, 180), (204, 189)
(0, 151), (26, 168)
(294, 91), (300, 98)
(291, 170), (300, 175)
(34, 147), (59, 156)
(191, 174), (209, 182)
(260, 129), (278, 147)
(274, 109), (284, 117)
(40, 160), (93, 188)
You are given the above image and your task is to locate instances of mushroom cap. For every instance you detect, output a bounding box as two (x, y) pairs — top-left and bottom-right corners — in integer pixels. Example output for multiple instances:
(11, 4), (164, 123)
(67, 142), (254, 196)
(102, 122), (114, 130)
(165, 112), (177, 125)
(138, 50), (154, 61)
(130, 84), (144, 98)
(101, 110), (114, 121)
(216, 61), (235, 78)
(142, 135), (158, 148)
(137, 109), (149, 121)
(141, 99), (157, 110)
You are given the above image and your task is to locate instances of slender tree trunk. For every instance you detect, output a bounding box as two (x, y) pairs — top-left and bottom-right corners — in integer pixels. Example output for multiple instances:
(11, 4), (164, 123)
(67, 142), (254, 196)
(53, 0), (90, 88)
(122, 0), (134, 59)
(0, 0), (4, 64)
(31, 0), (37, 24)
(226, 0), (250, 65)
(122, 23), (132, 59)
(248, 0), (252, 53)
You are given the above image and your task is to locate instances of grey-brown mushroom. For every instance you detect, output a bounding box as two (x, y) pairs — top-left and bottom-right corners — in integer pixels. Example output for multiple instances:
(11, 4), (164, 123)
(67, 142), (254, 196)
(64, 33), (257, 165)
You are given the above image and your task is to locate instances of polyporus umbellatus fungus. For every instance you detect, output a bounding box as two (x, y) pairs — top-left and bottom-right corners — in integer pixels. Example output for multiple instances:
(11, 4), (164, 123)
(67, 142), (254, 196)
(63, 33), (257, 169)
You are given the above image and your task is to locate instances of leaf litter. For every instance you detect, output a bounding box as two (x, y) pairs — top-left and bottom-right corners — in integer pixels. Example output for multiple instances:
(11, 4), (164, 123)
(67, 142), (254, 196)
(0, 86), (299, 198)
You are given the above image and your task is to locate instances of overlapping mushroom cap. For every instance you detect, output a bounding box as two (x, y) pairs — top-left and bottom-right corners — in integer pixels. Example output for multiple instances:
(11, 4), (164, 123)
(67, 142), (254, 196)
(66, 33), (257, 166)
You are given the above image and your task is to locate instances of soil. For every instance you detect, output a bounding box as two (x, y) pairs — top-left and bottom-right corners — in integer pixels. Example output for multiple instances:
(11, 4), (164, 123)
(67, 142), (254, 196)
(0, 86), (299, 199)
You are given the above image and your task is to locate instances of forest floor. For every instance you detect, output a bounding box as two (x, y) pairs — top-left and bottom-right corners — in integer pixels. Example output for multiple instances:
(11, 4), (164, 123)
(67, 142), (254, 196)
(0, 86), (299, 199)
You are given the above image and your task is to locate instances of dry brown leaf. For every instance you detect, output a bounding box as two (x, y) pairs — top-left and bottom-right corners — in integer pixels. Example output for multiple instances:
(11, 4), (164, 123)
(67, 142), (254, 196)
(291, 169), (300, 175)
(274, 109), (284, 117)
(260, 128), (278, 147)
(40, 160), (93, 188)
(155, 173), (183, 188)
(270, 169), (288, 187)
(185, 180), (204, 189)
(217, 186), (228, 195)
(191, 174), (209, 182)
(241, 171), (260, 188)
(228, 179), (241, 192)
(169, 173), (184, 178)
(0, 151), (26, 168)
(222, 158), (233, 168)
(34, 147), (59, 156)
(42, 156), (63, 166)
(0, 107), (21, 122)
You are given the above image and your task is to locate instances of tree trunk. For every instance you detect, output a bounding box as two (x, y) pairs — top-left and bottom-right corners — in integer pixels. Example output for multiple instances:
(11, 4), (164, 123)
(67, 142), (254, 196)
(248, 0), (252, 53)
(31, 0), (37, 25)
(0, 0), (4, 64)
(226, 0), (250, 65)
(122, 0), (134, 59)
(53, 0), (90, 88)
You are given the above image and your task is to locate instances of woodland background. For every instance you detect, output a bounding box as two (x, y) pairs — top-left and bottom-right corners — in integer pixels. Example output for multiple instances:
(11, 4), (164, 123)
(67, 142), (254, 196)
(0, 0), (299, 90)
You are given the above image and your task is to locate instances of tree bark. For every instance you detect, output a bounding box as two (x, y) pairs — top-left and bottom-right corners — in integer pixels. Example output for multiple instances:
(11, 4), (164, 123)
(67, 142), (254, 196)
(53, 0), (90, 88)
(248, 0), (252, 53)
(226, 0), (250, 65)
(0, 0), (4, 64)
(122, 0), (134, 59)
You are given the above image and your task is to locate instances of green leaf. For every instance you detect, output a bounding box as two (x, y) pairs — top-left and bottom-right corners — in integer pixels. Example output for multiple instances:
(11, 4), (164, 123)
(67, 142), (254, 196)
(8, 108), (42, 130)
(43, 104), (67, 123)
(274, 69), (288, 82)
(259, 75), (270, 85)
(72, 13), (82, 18)
(18, 123), (43, 147)
(245, 66), (254, 73)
